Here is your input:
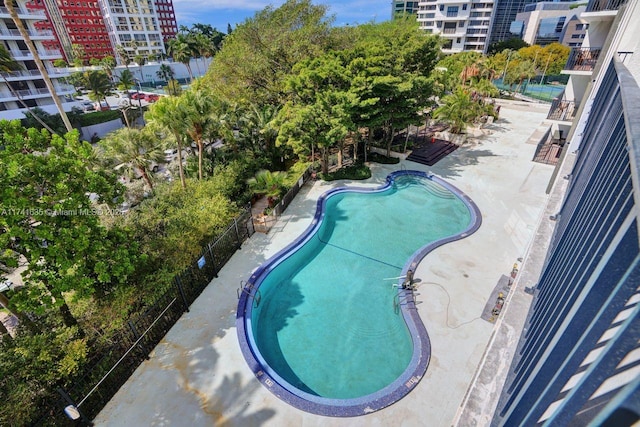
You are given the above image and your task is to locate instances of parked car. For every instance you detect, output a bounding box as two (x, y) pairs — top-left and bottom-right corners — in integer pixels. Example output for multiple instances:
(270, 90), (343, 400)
(96, 101), (110, 111)
(81, 101), (95, 112)
(164, 148), (177, 162)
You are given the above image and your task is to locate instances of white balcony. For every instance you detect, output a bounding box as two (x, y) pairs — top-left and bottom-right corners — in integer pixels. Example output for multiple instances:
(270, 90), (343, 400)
(0, 84), (75, 102)
(10, 48), (63, 60)
(0, 6), (46, 19)
(1, 28), (54, 39)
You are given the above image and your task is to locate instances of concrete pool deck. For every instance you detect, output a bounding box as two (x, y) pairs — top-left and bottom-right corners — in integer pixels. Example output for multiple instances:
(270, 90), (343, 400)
(95, 101), (555, 427)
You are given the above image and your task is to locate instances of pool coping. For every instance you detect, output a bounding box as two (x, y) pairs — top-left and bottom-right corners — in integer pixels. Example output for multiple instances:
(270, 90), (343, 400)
(236, 170), (482, 417)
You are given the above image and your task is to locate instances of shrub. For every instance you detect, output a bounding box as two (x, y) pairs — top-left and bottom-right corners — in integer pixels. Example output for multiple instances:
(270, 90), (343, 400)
(367, 152), (400, 164)
(321, 163), (371, 181)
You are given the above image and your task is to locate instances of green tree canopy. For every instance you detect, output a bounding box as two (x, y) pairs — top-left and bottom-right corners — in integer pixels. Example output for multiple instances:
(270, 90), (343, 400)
(0, 121), (138, 326)
(205, 0), (337, 104)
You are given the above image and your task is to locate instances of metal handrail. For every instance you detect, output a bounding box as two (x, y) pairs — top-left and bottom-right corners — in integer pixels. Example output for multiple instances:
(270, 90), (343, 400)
(237, 280), (262, 308)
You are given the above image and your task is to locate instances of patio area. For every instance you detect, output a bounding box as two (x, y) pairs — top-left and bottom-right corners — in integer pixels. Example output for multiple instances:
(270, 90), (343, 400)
(95, 100), (554, 427)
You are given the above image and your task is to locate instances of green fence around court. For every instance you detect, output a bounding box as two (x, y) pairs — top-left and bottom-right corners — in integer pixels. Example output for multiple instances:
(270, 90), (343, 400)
(493, 77), (567, 102)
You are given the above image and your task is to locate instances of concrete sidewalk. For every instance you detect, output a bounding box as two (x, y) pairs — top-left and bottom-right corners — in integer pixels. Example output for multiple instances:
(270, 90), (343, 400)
(95, 102), (554, 427)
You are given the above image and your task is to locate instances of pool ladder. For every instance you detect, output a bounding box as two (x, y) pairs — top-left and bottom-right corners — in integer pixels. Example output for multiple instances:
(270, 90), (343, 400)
(237, 280), (262, 308)
(393, 290), (416, 315)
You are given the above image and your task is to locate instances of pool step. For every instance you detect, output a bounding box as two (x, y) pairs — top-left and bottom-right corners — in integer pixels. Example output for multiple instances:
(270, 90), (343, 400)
(395, 179), (456, 199)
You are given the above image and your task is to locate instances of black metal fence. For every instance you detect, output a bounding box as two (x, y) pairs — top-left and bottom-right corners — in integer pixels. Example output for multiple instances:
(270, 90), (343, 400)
(272, 166), (314, 217)
(33, 208), (255, 426)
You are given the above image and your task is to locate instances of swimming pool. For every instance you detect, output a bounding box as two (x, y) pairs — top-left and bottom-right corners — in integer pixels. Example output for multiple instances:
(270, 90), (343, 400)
(237, 170), (481, 416)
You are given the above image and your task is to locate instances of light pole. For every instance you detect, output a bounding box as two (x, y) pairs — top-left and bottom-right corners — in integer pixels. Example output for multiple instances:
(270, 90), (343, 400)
(502, 50), (513, 82)
(134, 78), (143, 109)
(540, 54), (552, 86)
(526, 50), (540, 88)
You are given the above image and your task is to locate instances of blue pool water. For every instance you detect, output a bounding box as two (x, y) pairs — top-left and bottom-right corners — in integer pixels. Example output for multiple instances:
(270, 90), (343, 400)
(238, 171), (481, 416)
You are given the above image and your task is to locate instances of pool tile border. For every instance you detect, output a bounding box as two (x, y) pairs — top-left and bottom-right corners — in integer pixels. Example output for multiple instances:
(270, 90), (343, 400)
(236, 170), (482, 417)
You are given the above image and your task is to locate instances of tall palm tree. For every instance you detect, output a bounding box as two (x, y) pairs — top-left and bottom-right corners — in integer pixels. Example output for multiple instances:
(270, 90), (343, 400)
(167, 35), (194, 82)
(100, 55), (117, 83)
(84, 70), (113, 108)
(3, 0), (73, 132)
(156, 63), (174, 82)
(0, 45), (56, 133)
(165, 79), (182, 96)
(116, 44), (131, 69)
(178, 88), (214, 180)
(134, 54), (146, 83)
(117, 69), (135, 97)
(145, 96), (187, 188)
(195, 33), (216, 72)
(100, 127), (164, 190)
(179, 86), (231, 180)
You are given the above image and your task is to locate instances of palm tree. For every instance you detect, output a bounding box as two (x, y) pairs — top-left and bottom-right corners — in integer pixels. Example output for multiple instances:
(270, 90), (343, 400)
(145, 96), (187, 188)
(100, 127), (164, 190)
(116, 44), (131, 69)
(84, 70), (113, 109)
(134, 54), (146, 83)
(167, 35), (194, 82)
(193, 33), (216, 75)
(179, 86), (231, 179)
(100, 55), (117, 83)
(433, 88), (482, 134)
(241, 103), (279, 154)
(117, 69), (135, 97)
(3, 0), (73, 132)
(165, 79), (182, 96)
(156, 64), (174, 82)
(247, 170), (287, 208)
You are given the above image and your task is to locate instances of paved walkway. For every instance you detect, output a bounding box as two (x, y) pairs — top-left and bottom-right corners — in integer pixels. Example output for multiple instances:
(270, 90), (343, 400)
(95, 102), (554, 427)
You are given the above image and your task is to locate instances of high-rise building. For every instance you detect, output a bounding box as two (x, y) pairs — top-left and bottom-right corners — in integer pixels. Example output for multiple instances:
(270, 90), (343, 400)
(27, 0), (113, 62)
(455, 0), (640, 425)
(0, 0), (77, 120)
(98, 0), (175, 63)
(487, 0), (537, 48)
(511, 2), (587, 47)
(153, 0), (177, 45)
(417, 0), (494, 53)
(23, 0), (177, 64)
(392, 1), (420, 17)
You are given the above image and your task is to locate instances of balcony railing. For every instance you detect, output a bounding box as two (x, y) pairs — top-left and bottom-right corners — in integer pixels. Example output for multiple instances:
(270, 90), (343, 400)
(10, 49), (62, 59)
(1, 28), (53, 37)
(0, 6), (45, 16)
(566, 47), (601, 72)
(586, 0), (627, 12)
(548, 98), (578, 121)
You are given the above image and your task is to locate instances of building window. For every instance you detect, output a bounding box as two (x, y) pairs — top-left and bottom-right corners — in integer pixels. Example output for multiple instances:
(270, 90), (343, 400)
(446, 6), (458, 17)
(462, 4), (467, 10)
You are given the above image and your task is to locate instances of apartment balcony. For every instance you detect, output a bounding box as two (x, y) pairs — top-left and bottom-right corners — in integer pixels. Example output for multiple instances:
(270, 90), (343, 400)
(0, 84), (75, 102)
(441, 27), (466, 36)
(565, 47), (601, 72)
(1, 28), (54, 39)
(547, 98), (578, 122)
(0, 68), (70, 80)
(0, 5), (46, 19)
(586, 0), (627, 12)
(10, 49), (63, 60)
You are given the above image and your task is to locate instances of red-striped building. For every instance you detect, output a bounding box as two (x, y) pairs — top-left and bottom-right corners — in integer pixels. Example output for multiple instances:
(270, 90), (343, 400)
(24, 0), (178, 64)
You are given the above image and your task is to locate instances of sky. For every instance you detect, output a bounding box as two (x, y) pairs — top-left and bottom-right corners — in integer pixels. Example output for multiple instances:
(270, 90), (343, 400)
(171, 0), (393, 31)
